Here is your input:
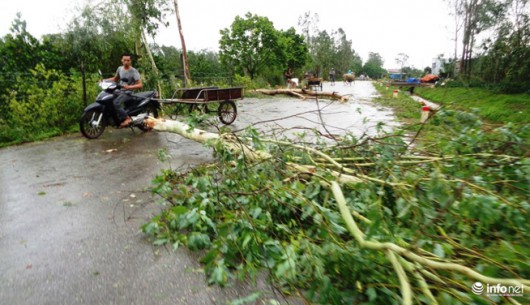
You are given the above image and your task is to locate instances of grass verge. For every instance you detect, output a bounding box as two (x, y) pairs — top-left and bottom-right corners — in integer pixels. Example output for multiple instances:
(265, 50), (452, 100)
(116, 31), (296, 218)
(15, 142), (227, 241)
(371, 82), (529, 152)
(414, 86), (529, 124)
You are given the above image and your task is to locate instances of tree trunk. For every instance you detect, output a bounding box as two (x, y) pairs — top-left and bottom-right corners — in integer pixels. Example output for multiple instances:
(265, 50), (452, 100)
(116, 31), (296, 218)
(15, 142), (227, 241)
(141, 31), (163, 97)
(450, 0), (464, 77)
(144, 117), (361, 183)
(173, 0), (191, 86)
(255, 88), (350, 103)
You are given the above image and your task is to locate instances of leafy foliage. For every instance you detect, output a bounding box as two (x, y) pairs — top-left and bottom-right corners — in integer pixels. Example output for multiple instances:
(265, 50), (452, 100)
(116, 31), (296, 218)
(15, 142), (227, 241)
(144, 111), (529, 304)
(298, 12), (364, 80)
(363, 52), (387, 79)
(442, 0), (530, 93)
(218, 13), (310, 85)
(62, 2), (137, 74)
(0, 65), (98, 145)
(219, 13), (285, 80)
(278, 27), (309, 72)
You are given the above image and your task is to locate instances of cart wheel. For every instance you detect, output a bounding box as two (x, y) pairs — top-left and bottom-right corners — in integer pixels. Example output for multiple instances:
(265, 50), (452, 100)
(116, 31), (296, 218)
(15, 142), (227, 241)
(218, 100), (237, 125)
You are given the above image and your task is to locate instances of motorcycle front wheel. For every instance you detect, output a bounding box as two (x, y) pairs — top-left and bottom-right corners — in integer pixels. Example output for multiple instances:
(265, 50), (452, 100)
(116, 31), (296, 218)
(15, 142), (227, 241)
(80, 109), (107, 139)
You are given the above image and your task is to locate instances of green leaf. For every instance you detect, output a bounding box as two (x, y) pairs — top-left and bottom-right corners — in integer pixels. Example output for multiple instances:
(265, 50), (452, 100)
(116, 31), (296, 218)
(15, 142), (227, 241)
(366, 287), (377, 301)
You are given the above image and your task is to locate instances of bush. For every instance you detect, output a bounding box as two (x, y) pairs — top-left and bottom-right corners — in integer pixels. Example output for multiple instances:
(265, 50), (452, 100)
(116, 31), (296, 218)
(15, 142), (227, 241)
(496, 81), (530, 94)
(232, 74), (254, 89)
(0, 65), (97, 146)
(442, 80), (466, 88)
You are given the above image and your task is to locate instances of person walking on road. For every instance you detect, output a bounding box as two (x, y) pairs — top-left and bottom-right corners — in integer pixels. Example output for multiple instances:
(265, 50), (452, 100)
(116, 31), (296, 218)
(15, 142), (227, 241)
(329, 68), (336, 85)
(105, 53), (143, 128)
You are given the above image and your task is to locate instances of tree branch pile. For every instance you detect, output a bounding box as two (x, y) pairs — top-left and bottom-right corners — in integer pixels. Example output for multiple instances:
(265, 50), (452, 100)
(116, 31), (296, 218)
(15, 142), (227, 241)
(144, 113), (529, 305)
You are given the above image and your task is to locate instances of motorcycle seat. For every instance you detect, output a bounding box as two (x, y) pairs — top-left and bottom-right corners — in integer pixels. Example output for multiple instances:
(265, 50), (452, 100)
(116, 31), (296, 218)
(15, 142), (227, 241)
(132, 91), (155, 98)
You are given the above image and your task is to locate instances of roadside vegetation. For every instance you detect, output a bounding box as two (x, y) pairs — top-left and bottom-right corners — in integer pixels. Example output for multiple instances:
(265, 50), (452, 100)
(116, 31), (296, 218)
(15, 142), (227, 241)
(2, 0), (529, 147)
(373, 83), (529, 152)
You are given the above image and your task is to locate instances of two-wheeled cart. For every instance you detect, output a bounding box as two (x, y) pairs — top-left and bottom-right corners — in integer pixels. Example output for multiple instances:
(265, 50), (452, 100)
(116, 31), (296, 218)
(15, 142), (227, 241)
(156, 86), (243, 125)
(306, 78), (323, 91)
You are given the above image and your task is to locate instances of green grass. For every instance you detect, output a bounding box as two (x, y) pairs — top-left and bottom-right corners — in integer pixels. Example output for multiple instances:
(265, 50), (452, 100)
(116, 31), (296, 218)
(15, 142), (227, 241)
(372, 83), (530, 151)
(414, 86), (529, 124)
(372, 84), (424, 126)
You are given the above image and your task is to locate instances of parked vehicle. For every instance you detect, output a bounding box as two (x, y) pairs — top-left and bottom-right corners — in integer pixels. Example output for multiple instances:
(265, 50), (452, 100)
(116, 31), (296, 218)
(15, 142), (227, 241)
(79, 81), (160, 139)
(157, 86), (242, 125)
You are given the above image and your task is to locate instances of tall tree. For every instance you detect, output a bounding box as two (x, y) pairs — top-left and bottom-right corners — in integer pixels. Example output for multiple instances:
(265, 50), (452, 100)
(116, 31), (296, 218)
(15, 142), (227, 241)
(0, 13), (42, 74)
(333, 28), (362, 75)
(458, 0), (505, 78)
(311, 30), (334, 77)
(63, 3), (135, 74)
(476, 0), (530, 91)
(278, 27), (308, 73)
(363, 52), (386, 78)
(219, 13), (282, 79)
(395, 53), (410, 71)
(447, 0), (466, 77)
(504, 0), (530, 84)
(297, 11), (319, 47)
(126, 0), (171, 93)
(297, 15), (362, 78)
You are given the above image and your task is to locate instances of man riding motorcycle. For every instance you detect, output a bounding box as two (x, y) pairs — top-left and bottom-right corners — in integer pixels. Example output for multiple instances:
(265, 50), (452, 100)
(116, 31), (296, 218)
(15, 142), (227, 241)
(104, 53), (142, 128)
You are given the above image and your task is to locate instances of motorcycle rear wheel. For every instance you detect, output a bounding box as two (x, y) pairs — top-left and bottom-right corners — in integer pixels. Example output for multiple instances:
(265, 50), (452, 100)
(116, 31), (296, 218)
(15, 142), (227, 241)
(137, 105), (159, 132)
(80, 109), (107, 139)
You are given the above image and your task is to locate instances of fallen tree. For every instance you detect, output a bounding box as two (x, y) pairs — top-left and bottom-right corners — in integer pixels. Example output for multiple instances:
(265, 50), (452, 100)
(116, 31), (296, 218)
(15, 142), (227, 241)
(255, 88), (350, 102)
(144, 112), (529, 305)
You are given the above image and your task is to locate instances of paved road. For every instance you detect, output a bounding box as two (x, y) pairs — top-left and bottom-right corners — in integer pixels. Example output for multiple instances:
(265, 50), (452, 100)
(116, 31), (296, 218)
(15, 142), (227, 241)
(0, 81), (393, 305)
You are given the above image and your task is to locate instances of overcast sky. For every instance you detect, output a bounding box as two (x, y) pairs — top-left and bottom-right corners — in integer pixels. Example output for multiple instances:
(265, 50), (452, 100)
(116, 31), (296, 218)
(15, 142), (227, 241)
(1, 0), (456, 69)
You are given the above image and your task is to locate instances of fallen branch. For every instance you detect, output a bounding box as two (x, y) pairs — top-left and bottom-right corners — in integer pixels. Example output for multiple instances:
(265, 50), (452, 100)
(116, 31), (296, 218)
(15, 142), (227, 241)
(145, 117), (363, 184)
(331, 181), (530, 304)
(255, 88), (349, 103)
(145, 116), (529, 304)
(146, 117), (271, 162)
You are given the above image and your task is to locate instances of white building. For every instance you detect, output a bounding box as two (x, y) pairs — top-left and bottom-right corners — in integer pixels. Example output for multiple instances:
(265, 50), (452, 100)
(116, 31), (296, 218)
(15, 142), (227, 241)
(431, 58), (444, 75)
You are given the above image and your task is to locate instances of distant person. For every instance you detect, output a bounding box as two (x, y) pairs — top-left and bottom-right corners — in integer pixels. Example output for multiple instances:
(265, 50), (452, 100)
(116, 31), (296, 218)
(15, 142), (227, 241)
(329, 68), (336, 85)
(104, 53), (143, 127)
(284, 68), (295, 88)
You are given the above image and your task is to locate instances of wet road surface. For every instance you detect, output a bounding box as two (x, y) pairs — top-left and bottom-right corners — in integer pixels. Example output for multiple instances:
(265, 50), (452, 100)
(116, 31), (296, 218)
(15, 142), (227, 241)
(0, 81), (395, 304)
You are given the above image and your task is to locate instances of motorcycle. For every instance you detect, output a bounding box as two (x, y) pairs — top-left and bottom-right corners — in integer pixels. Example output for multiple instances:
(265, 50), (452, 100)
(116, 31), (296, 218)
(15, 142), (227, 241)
(79, 81), (160, 139)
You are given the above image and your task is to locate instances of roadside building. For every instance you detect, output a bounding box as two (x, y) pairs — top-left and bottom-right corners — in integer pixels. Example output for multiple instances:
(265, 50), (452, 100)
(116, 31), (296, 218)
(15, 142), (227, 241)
(431, 58), (443, 75)
(387, 68), (406, 80)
